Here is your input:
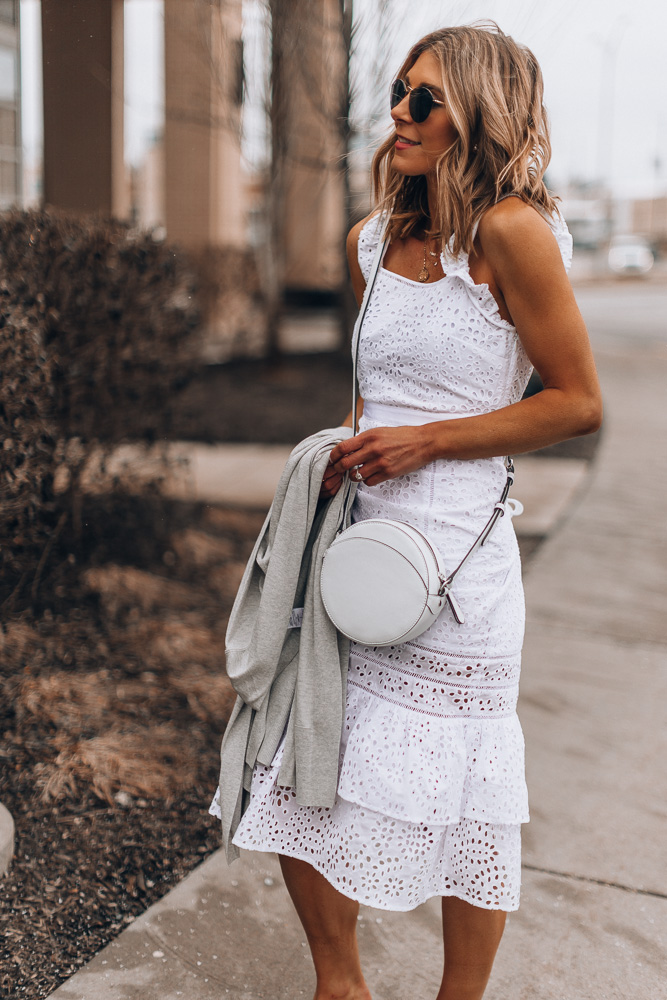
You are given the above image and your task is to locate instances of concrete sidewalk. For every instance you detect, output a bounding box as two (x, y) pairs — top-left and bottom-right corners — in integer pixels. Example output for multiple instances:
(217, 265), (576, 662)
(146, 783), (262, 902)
(81, 441), (588, 539)
(49, 342), (667, 998)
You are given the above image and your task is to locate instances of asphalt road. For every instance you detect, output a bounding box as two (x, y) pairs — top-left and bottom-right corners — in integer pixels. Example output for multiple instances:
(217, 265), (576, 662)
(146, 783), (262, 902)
(575, 282), (667, 352)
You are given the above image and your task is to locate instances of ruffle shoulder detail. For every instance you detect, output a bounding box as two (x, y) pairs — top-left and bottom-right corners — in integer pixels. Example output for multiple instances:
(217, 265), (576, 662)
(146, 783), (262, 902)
(547, 207), (574, 273)
(440, 204), (574, 328)
(357, 212), (387, 282)
(358, 203), (573, 289)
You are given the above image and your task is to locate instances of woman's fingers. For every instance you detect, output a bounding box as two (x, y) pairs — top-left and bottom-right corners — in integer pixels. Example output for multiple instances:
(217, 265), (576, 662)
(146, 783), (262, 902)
(319, 460), (344, 498)
(329, 435), (368, 474)
(321, 459), (341, 484)
(319, 480), (342, 498)
(330, 426), (431, 482)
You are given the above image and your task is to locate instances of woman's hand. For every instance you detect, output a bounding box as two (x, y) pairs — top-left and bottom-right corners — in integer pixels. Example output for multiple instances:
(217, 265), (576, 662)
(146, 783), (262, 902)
(328, 425), (432, 487)
(319, 458), (345, 499)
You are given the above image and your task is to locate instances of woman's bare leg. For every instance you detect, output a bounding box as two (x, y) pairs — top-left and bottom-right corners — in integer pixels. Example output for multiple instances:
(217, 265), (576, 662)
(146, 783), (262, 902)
(436, 895), (506, 1000)
(279, 854), (372, 1000)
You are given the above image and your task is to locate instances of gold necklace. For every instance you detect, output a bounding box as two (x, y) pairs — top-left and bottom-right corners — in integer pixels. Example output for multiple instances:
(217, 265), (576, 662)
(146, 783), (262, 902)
(418, 236), (441, 282)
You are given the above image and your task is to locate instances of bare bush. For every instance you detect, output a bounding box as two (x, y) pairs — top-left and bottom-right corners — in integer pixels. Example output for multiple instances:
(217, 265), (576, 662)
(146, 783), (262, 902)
(0, 208), (204, 609)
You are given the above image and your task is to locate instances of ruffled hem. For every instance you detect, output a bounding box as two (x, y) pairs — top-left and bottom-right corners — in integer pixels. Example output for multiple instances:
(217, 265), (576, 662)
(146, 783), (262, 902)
(223, 741), (522, 912)
(337, 679), (530, 826)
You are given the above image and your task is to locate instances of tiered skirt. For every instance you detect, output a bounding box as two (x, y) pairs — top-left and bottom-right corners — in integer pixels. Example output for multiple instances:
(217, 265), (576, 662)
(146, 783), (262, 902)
(210, 402), (530, 911)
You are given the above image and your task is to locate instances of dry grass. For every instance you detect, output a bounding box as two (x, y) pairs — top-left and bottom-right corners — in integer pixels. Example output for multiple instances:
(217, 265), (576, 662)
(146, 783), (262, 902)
(202, 505), (267, 538)
(170, 528), (236, 567)
(207, 561), (248, 601)
(33, 723), (201, 806)
(119, 618), (226, 671)
(168, 663), (237, 723)
(17, 670), (116, 733)
(83, 565), (211, 617)
(15, 657), (235, 809)
(0, 615), (109, 675)
(0, 619), (42, 661)
(0, 497), (261, 998)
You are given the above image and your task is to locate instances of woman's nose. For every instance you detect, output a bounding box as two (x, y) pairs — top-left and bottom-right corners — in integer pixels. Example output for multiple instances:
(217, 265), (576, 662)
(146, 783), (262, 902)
(391, 95), (413, 125)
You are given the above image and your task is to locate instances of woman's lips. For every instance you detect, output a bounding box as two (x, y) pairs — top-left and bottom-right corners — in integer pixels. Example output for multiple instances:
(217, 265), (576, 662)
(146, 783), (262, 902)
(395, 136), (420, 150)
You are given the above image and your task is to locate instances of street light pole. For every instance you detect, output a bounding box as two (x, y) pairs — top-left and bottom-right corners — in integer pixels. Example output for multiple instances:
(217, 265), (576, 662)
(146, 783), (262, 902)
(593, 16), (628, 239)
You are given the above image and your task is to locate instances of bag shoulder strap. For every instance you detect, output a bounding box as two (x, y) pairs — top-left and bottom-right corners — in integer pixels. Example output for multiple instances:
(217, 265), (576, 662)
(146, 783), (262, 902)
(347, 219), (514, 595)
(351, 224), (389, 434)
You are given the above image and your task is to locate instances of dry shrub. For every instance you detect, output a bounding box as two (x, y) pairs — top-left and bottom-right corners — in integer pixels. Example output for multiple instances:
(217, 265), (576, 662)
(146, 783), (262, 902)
(0, 268), (60, 609)
(33, 724), (200, 805)
(0, 207), (204, 610)
(112, 665), (234, 723)
(21, 662), (234, 806)
(0, 208), (201, 444)
(190, 244), (267, 362)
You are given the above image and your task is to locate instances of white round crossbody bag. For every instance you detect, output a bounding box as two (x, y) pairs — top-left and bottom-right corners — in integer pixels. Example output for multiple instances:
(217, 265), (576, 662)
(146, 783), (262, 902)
(319, 223), (522, 647)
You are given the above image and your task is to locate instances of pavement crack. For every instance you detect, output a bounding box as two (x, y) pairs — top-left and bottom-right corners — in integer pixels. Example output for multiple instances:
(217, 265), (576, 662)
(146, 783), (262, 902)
(522, 863), (667, 900)
(144, 926), (231, 986)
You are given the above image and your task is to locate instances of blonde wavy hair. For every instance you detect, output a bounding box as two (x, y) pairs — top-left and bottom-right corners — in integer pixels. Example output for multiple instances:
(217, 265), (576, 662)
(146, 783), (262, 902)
(372, 23), (557, 256)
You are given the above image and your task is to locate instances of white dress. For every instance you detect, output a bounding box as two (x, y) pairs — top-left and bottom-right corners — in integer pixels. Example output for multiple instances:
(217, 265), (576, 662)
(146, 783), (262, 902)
(210, 210), (573, 912)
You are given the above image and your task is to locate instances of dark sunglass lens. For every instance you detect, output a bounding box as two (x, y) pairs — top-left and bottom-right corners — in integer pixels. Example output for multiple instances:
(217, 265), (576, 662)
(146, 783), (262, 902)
(410, 87), (433, 124)
(390, 78), (407, 109)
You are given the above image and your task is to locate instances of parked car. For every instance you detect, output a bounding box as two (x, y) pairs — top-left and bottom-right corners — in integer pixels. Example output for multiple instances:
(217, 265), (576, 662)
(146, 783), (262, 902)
(607, 235), (654, 276)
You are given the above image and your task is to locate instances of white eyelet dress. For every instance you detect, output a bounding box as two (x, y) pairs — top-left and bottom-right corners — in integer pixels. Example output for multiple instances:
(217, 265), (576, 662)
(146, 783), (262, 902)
(210, 209), (573, 912)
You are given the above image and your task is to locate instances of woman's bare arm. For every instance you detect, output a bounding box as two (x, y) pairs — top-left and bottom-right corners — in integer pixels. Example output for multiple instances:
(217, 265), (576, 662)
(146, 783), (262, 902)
(329, 200), (603, 486)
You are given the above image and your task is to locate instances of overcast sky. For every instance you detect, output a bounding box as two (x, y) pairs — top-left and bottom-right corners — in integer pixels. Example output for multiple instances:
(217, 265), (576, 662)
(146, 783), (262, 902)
(20, 0), (667, 201)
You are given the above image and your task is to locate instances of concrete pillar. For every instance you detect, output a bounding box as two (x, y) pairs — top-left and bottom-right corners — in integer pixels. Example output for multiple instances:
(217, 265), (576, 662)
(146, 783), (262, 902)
(0, 0), (22, 210)
(273, 0), (347, 293)
(164, 0), (245, 249)
(41, 0), (128, 218)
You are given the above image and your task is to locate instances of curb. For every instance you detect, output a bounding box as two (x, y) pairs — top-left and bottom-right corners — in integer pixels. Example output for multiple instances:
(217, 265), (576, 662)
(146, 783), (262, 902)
(0, 801), (15, 875)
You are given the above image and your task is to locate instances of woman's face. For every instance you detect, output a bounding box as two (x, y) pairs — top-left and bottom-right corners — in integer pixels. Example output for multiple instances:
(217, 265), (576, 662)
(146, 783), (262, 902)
(391, 50), (458, 176)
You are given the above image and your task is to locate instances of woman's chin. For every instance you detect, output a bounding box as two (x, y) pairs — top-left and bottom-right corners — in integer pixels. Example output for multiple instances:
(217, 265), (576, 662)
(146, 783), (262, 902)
(391, 154), (428, 177)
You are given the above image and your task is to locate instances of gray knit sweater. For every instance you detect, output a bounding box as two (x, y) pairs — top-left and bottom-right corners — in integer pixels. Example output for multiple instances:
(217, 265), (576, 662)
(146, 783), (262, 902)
(216, 426), (357, 862)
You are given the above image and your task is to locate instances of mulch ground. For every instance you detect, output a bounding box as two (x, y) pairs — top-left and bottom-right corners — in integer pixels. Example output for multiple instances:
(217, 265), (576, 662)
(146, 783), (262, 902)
(0, 497), (265, 999)
(0, 353), (601, 999)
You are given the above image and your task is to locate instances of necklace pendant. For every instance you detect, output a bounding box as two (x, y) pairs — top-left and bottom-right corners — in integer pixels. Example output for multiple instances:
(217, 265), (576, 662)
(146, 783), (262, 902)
(417, 266), (429, 282)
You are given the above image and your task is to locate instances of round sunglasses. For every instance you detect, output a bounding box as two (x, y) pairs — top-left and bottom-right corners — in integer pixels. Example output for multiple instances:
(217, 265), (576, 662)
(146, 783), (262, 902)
(390, 78), (446, 124)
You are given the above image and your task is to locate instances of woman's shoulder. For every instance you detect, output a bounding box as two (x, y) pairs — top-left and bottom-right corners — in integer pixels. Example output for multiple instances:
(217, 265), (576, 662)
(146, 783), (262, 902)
(477, 197), (573, 273)
(347, 211), (387, 283)
(346, 210), (385, 255)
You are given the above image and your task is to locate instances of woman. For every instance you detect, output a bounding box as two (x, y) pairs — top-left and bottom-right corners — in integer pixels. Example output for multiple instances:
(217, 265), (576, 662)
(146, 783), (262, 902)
(212, 23), (602, 1000)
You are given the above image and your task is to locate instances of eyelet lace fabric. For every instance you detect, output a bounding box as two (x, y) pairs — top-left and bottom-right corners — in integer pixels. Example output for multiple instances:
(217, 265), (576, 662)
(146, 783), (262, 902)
(211, 208), (573, 912)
